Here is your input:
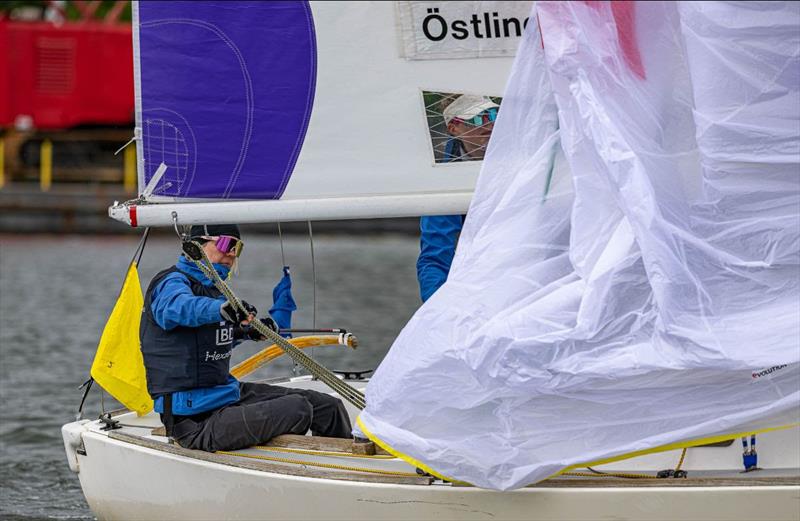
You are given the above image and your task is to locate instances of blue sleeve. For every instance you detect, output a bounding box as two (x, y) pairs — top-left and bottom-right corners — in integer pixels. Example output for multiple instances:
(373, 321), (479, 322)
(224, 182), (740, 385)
(417, 215), (464, 302)
(150, 272), (224, 330)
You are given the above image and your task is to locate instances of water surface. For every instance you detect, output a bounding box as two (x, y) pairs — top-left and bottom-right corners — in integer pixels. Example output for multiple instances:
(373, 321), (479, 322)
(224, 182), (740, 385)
(0, 233), (422, 520)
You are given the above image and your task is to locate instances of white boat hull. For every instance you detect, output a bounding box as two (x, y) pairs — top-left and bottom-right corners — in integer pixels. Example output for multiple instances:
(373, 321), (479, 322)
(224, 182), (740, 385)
(62, 379), (800, 521)
(68, 428), (799, 521)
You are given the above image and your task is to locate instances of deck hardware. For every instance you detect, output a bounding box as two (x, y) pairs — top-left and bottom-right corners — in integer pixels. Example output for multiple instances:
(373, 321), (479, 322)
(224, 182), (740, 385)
(741, 435), (760, 472)
(351, 439), (376, 456)
(141, 162), (168, 200)
(172, 211), (190, 242)
(333, 369), (373, 380)
(98, 413), (122, 431)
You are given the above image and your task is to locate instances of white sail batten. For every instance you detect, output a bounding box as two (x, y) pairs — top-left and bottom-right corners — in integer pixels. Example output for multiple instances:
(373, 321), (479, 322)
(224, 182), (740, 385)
(110, 192), (474, 226)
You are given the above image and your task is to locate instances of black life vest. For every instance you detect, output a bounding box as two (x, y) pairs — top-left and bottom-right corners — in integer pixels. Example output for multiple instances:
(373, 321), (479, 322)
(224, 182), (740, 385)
(140, 266), (234, 397)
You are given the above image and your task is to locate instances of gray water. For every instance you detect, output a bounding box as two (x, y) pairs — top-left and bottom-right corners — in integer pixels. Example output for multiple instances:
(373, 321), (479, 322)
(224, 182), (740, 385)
(0, 233), (423, 520)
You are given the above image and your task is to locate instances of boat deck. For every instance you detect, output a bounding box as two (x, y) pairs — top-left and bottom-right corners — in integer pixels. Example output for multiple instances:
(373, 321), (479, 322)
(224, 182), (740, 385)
(92, 402), (800, 489)
(107, 429), (800, 488)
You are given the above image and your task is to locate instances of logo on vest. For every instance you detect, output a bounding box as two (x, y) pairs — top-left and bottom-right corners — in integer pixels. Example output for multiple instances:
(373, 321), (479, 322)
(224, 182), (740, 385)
(216, 326), (234, 346)
(205, 350), (232, 362)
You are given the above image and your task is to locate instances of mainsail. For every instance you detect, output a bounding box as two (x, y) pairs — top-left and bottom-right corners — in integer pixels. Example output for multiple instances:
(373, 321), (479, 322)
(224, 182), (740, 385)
(358, 1), (800, 490)
(111, 1), (531, 226)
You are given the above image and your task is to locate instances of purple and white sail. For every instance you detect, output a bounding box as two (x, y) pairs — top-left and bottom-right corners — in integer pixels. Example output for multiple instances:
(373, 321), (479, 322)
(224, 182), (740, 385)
(112, 1), (532, 226)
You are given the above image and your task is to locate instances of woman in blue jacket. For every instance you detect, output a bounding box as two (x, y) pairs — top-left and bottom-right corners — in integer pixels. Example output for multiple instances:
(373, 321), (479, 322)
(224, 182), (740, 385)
(140, 224), (352, 452)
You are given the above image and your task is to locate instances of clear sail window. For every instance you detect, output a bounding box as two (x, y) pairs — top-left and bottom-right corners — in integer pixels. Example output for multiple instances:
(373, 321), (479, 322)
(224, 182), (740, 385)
(423, 90), (502, 164)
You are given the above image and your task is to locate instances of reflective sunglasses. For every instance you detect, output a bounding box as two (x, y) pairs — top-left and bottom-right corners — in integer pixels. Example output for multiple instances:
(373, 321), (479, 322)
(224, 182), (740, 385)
(203, 235), (244, 257)
(454, 107), (498, 127)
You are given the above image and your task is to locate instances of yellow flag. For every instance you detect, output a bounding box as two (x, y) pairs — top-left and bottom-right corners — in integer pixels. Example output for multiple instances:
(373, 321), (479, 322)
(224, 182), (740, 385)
(90, 262), (153, 415)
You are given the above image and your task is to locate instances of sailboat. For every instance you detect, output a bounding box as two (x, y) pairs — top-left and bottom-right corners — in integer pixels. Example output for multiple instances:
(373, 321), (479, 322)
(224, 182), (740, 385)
(62, 1), (800, 520)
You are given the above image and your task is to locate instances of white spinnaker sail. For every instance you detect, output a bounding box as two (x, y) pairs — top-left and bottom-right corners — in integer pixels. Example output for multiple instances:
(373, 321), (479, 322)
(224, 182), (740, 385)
(112, 1), (533, 226)
(358, 1), (800, 490)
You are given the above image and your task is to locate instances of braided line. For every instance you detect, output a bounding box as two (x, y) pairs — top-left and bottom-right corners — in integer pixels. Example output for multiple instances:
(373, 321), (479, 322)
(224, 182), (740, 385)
(186, 242), (366, 409)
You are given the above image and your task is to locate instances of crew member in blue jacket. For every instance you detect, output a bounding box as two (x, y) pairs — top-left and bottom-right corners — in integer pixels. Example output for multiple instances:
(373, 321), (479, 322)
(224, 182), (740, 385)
(418, 95), (499, 301)
(140, 224), (351, 452)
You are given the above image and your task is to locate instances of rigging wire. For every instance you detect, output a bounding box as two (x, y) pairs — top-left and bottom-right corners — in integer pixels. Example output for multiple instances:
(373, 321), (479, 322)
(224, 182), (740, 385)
(277, 221), (286, 268)
(308, 220), (317, 366)
(277, 221), (299, 376)
(133, 227), (151, 265)
(75, 378), (94, 420)
(308, 220), (317, 330)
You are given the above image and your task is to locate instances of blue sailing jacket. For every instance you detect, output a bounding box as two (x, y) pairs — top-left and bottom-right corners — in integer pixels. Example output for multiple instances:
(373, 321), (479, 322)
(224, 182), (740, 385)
(417, 215), (465, 302)
(150, 256), (228, 330)
(416, 137), (467, 302)
(268, 266), (297, 337)
(148, 256), (240, 415)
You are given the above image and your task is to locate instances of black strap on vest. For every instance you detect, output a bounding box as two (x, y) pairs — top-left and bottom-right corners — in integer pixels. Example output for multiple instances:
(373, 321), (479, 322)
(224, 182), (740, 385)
(163, 394), (174, 437)
(161, 392), (215, 442)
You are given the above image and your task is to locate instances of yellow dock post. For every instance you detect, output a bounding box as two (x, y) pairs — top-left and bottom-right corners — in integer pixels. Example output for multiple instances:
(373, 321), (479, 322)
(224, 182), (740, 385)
(40, 139), (53, 192)
(123, 143), (137, 193)
(0, 137), (5, 189)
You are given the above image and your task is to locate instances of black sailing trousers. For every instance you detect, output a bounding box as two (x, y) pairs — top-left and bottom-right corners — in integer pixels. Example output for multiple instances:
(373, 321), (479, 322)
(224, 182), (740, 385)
(164, 382), (353, 452)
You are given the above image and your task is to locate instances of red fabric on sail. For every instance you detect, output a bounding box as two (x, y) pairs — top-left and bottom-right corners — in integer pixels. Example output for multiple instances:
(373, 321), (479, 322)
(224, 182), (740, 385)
(577, 1), (645, 80)
(609, 1), (644, 79)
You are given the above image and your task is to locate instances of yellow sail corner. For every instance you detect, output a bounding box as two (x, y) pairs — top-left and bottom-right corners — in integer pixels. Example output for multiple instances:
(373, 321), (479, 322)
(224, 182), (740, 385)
(90, 262), (153, 415)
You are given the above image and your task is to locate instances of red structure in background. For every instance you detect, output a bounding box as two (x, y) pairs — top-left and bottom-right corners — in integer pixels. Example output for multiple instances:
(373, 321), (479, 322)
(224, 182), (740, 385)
(0, 2), (134, 131)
